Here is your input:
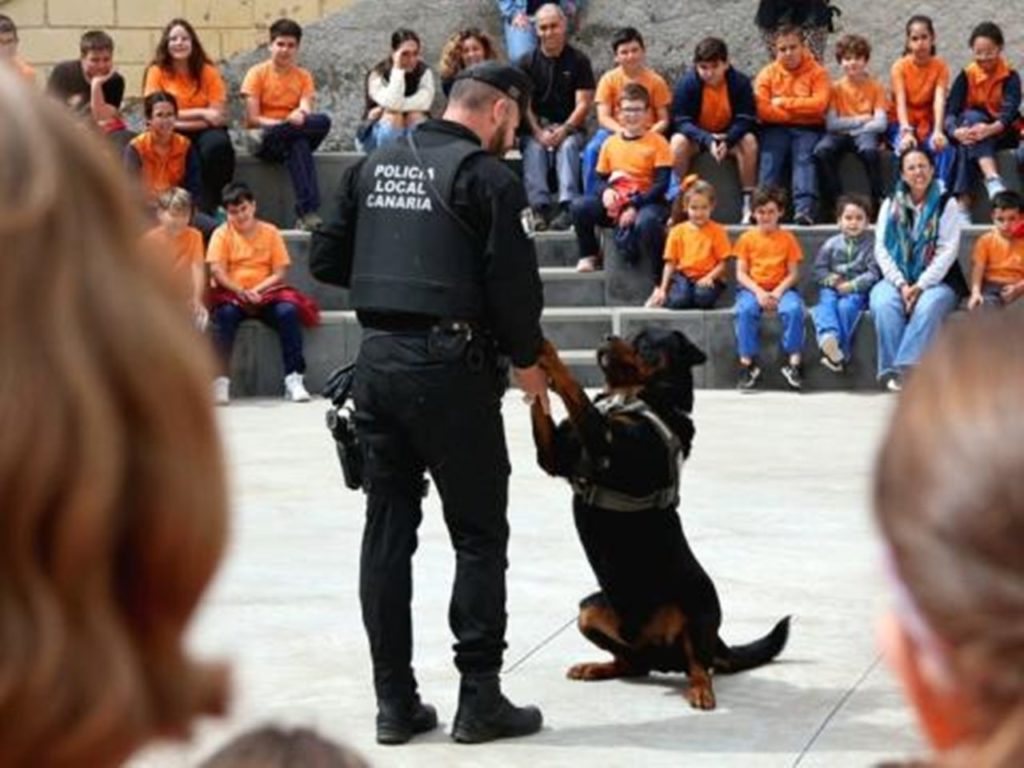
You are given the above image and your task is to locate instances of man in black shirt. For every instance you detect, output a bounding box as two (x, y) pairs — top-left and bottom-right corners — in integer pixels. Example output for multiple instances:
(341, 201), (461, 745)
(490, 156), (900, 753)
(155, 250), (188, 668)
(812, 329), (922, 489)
(518, 3), (594, 230)
(47, 30), (132, 149)
(310, 62), (549, 747)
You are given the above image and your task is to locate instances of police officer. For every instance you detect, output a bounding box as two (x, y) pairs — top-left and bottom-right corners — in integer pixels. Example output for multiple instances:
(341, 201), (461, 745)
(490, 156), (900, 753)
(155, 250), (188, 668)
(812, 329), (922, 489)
(310, 62), (550, 745)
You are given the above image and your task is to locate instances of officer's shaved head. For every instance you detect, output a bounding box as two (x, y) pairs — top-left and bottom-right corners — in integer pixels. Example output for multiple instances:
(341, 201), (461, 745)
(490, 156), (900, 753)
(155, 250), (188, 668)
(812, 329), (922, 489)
(448, 78), (508, 112)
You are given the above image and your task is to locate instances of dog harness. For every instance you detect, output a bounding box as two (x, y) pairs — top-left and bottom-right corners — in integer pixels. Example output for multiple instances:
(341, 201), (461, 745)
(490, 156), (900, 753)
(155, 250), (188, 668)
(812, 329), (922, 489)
(570, 394), (684, 512)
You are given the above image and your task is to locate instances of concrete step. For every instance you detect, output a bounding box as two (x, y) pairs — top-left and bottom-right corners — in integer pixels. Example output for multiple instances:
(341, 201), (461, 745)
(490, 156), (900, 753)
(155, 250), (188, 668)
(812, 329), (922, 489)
(234, 147), (1022, 229)
(279, 226), (991, 313)
(225, 305), (890, 398)
(276, 234), (604, 310)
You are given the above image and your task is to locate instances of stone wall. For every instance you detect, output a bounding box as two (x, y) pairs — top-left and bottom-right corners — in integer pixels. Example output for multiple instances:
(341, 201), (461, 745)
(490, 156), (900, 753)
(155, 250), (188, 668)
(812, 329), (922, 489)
(8, 0), (1023, 145)
(4, 0), (356, 93)
(221, 0), (1024, 149)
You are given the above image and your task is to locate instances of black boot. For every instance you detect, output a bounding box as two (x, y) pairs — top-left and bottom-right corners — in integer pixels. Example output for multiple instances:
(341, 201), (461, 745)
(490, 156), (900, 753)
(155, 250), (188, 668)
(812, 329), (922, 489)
(376, 696), (438, 745)
(451, 674), (543, 744)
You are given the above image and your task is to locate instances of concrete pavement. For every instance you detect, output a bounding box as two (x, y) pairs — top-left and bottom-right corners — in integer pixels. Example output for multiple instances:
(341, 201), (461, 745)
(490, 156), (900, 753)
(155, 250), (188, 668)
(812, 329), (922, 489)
(130, 390), (922, 768)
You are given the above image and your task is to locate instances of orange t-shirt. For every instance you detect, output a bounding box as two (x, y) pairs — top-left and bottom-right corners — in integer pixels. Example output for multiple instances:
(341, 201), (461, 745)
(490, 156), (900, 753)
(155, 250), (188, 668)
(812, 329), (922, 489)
(129, 131), (192, 198)
(972, 230), (1024, 285)
(698, 80), (733, 133)
(241, 60), (315, 120)
(755, 55), (830, 126)
(964, 59), (1014, 119)
(595, 66), (672, 126)
(734, 228), (803, 291)
(889, 55), (950, 142)
(663, 220), (731, 280)
(144, 63), (227, 110)
(206, 220), (290, 289)
(830, 75), (888, 118)
(596, 131), (673, 193)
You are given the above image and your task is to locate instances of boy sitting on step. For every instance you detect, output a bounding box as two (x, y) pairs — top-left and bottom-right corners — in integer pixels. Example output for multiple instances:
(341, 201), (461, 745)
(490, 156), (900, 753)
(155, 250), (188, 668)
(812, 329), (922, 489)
(733, 185), (805, 391)
(810, 195), (881, 373)
(206, 182), (319, 405)
(241, 18), (332, 232)
(571, 82), (673, 278)
(141, 187), (208, 329)
(967, 190), (1024, 310)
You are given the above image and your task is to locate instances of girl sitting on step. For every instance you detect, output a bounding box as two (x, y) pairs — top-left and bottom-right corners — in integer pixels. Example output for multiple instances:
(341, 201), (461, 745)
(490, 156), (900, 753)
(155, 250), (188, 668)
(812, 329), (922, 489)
(646, 176), (732, 309)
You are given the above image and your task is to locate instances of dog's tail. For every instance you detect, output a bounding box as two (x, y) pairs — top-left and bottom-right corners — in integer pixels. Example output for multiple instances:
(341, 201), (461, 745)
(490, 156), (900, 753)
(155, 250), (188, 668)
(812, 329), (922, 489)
(713, 616), (791, 674)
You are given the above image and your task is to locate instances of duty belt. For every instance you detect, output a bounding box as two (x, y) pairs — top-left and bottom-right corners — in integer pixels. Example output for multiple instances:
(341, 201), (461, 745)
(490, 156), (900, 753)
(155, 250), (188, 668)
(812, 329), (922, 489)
(570, 394), (684, 513)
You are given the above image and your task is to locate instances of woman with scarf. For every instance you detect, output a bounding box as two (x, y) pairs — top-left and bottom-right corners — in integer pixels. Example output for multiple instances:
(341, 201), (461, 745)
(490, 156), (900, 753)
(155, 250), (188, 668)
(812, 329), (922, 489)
(360, 28), (435, 150)
(869, 148), (967, 391)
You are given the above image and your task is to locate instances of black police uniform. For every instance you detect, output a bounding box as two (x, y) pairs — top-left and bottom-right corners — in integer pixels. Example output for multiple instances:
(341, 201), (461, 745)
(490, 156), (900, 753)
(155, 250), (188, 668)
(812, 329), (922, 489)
(310, 71), (544, 740)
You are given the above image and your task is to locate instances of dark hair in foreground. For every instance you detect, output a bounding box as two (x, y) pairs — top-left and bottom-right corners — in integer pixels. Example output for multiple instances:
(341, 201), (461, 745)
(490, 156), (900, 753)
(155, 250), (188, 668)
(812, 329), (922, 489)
(0, 67), (228, 768)
(874, 311), (1024, 767)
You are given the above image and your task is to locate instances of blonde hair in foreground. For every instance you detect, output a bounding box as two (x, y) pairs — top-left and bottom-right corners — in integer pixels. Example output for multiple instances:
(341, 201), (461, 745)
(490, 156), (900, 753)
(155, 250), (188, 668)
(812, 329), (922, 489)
(0, 69), (229, 767)
(874, 310), (1024, 767)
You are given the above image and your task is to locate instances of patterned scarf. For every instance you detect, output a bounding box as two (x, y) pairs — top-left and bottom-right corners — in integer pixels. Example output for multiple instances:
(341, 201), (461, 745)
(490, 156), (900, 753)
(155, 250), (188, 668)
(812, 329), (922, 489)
(884, 180), (943, 284)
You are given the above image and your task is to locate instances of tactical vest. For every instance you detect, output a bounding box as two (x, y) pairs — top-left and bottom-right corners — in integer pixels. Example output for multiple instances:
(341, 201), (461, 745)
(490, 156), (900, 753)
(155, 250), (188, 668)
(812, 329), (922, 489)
(349, 134), (487, 319)
(570, 394), (684, 513)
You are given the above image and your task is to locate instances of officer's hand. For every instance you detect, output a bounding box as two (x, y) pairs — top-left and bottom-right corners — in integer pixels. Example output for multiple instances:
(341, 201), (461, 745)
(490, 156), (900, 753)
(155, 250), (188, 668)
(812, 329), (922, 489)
(514, 364), (551, 416)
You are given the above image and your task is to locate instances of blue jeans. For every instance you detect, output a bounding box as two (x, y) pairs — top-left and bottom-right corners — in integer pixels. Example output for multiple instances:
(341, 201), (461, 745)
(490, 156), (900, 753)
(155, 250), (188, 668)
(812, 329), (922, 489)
(521, 132), (583, 208)
(869, 280), (957, 378)
(811, 288), (867, 359)
(758, 125), (823, 219)
(665, 274), (723, 309)
(581, 128), (612, 196)
(734, 288), (805, 360)
(812, 131), (884, 203)
(950, 109), (1018, 196)
(370, 119), (410, 149)
(257, 113), (331, 216)
(211, 300), (306, 375)
(885, 123), (955, 192)
(570, 196), (668, 279)
(503, 20), (537, 62)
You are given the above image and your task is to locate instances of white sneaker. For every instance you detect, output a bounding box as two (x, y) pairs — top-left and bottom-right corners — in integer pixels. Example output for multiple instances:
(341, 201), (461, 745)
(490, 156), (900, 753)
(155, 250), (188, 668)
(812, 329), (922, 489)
(213, 376), (230, 406)
(284, 371), (311, 402)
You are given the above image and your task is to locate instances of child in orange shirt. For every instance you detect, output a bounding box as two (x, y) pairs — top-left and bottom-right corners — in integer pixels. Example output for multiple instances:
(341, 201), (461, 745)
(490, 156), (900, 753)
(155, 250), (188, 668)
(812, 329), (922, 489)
(888, 15), (954, 188)
(142, 188), (208, 327)
(946, 22), (1020, 223)
(571, 82), (673, 276)
(207, 182), (318, 405)
(581, 27), (671, 195)
(0, 15), (35, 84)
(242, 18), (332, 231)
(754, 25), (830, 225)
(144, 18), (234, 215)
(734, 186), (805, 390)
(812, 34), (887, 207)
(124, 92), (201, 205)
(647, 178), (730, 309)
(968, 191), (1024, 309)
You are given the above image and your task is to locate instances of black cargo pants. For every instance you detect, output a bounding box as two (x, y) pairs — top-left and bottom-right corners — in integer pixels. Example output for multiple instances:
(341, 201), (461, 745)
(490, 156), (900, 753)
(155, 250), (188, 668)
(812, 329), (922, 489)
(352, 328), (511, 703)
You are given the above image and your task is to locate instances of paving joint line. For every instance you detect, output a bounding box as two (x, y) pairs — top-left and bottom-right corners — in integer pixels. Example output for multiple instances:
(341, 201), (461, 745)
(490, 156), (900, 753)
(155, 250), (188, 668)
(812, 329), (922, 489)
(791, 654), (882, 766)
(505, 615), (577, 674)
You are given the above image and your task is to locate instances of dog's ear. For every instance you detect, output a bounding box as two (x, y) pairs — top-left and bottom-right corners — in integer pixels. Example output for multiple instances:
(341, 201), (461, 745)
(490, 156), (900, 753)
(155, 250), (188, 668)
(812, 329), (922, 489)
(672, 330), (707, 368)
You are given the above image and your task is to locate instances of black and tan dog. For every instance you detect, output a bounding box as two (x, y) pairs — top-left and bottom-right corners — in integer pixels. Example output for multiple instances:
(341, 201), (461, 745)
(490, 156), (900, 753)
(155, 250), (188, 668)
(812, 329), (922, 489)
(531, 327), (790, 709)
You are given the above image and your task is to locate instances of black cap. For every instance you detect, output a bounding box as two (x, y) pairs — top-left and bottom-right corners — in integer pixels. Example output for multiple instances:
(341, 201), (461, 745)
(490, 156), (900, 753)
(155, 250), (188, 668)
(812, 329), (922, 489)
(452, 61), (533, 112)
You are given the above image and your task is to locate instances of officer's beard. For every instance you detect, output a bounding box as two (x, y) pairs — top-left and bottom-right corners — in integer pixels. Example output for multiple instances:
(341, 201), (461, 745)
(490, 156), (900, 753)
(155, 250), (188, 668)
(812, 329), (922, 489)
(487, 116), (515, 155)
